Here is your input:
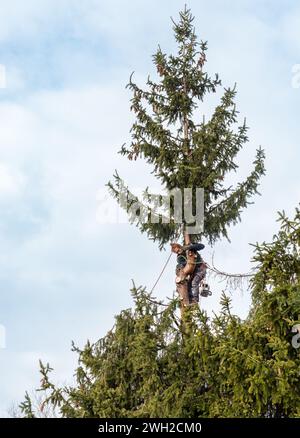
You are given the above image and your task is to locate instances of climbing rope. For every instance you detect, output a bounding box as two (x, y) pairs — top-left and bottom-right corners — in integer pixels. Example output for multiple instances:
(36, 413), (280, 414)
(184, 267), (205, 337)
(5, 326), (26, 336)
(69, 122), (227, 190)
(149, 251), (254, 295)
(150, 251), (173, 294)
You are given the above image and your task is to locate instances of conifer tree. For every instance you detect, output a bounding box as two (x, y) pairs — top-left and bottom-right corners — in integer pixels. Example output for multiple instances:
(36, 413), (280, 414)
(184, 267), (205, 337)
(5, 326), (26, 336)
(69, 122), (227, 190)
(108, 7), (265, 248)
(23, 8), (300, 421)
(20, 207), (300, 418)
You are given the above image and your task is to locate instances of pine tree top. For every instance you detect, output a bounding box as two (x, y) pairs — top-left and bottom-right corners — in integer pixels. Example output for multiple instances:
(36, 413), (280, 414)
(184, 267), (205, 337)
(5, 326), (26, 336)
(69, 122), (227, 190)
(108, 7), (265, 248)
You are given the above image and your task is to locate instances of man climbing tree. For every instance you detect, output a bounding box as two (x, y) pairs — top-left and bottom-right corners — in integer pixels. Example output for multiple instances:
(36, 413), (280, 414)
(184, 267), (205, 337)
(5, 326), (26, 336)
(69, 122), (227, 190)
(108, 6), (265, 305)
(171, 240), (208, 305)
(20, 7), (300, 421)
(21, 207), (300, 418)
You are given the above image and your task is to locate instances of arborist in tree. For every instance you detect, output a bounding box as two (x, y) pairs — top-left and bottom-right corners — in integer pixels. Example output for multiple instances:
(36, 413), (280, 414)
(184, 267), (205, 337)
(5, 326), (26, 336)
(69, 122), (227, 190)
(171, 242), (210, 305)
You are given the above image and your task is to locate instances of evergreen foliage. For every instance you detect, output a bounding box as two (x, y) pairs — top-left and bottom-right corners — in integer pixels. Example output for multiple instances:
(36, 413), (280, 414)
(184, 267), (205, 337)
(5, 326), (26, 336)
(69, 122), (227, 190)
(20, 8), (299, 420)
(21, 209), (300, 418)
(108, 7), (265, 248)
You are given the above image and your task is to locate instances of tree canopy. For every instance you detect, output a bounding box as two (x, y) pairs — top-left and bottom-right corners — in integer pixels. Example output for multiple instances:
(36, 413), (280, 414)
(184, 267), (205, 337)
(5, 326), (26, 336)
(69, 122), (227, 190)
(20, 8), (299, 419)
(21, 208), (300, 418)
(108, 6), (265, 248)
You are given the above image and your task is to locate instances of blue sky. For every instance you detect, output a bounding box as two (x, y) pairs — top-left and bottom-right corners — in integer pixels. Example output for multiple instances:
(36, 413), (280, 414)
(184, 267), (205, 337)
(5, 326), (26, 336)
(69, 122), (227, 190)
(0, 0), (299, 416)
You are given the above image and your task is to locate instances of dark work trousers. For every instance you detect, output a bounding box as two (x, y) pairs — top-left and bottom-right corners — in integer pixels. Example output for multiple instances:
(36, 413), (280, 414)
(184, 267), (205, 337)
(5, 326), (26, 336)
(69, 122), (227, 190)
(188, 263), (206, 301)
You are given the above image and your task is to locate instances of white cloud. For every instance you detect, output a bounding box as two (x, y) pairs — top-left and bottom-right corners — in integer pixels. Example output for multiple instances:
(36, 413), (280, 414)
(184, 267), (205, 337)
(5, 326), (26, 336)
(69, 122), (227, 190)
(0, 163), (25, 196)
(0, 0), (68, 42)
(0, 0), (299, 418)
(282, 6), (300, 53)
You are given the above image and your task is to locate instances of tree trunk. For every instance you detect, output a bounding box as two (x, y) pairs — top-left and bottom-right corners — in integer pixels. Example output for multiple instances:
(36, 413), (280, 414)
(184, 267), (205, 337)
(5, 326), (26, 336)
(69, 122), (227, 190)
(176, 230), (192, 316)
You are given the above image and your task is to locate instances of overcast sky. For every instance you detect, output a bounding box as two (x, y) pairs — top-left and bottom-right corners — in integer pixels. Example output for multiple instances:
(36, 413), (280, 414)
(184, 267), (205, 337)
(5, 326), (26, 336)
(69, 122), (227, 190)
(0, 0), (299, 417)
